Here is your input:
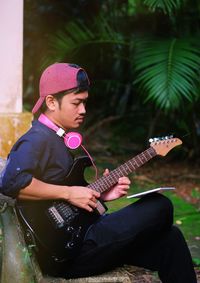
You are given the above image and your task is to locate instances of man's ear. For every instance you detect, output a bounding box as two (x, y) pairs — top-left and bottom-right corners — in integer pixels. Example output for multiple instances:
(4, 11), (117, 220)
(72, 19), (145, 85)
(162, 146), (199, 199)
(45, 95), (57, 111)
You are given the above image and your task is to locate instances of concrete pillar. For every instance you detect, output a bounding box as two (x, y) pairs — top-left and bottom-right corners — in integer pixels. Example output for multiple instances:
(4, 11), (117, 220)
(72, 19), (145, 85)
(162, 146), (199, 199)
(0, 0), (23, 112)
(0, 0), (32, 158)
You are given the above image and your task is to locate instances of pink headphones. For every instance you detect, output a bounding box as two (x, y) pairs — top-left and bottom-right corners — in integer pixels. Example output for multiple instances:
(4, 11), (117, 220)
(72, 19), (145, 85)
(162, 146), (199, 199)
(38, 114), (82, 150)
(38, 113), (98, 179)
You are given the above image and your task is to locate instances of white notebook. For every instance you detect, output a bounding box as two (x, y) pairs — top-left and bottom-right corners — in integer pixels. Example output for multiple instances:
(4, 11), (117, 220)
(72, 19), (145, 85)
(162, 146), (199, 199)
(127, 187), (176, 199)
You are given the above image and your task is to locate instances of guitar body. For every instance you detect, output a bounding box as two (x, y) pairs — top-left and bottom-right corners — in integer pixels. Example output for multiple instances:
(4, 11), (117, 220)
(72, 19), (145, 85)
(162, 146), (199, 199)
(16, 156), (103, 261)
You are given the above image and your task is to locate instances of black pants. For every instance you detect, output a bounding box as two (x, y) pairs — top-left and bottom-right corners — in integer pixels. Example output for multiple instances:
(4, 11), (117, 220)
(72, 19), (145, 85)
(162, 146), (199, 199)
(41, 193), (197, 283)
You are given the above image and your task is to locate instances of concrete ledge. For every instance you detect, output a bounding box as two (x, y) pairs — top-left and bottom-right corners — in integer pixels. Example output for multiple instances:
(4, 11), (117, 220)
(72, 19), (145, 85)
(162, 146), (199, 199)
(0, 112), (32, 158)
(39, 268), (131, 283)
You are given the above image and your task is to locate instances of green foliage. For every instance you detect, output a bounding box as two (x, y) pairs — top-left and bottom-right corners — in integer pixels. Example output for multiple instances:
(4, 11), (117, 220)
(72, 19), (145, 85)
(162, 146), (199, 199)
(45, 5), (200, 116)
(46, 18), (128, 66)
(24, 0), (200, 158)
(134, 38), (200, 110)
(191, 188), (200, 199)
(143, 0), (185, 14)
(193, 258), (200, 267)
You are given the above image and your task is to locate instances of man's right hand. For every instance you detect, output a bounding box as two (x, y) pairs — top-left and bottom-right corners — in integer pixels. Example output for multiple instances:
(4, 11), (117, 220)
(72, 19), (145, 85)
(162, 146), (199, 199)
(65, 186), (100, 212)
(18, 178), (100, 212)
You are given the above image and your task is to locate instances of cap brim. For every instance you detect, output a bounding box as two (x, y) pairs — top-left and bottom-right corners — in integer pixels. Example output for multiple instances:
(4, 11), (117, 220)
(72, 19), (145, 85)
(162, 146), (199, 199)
(32, 97), (45, 114)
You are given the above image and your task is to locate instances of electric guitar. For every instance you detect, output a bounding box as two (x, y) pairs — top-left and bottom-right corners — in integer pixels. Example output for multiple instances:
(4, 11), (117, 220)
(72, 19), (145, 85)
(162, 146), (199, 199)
(16, 137), (182, 262)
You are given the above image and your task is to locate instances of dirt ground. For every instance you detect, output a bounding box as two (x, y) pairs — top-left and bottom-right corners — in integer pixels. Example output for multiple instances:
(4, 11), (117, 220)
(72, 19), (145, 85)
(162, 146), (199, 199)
(124, 265), (200, 283)
(133, 160), (200, 208)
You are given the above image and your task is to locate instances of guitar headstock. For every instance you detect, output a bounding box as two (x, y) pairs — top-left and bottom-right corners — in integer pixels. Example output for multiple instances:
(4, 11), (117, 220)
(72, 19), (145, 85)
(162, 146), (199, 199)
(149, 136), (182, 156)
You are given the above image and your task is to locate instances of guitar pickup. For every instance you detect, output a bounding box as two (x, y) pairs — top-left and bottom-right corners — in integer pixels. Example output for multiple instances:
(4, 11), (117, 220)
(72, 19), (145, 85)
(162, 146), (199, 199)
(46, 202), (78, 229)
(47, 206), (65, 229)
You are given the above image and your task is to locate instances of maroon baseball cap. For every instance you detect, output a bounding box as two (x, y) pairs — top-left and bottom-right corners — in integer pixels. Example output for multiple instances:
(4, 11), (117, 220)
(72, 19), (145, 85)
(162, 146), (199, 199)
(32, 63), (89, 114)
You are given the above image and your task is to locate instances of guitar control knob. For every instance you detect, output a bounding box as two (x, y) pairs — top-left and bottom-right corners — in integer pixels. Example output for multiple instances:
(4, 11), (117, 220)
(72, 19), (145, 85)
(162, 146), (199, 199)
(76, 226), (82, 238)
(66, 241), (74, 249)
(67, 226), (74, 233)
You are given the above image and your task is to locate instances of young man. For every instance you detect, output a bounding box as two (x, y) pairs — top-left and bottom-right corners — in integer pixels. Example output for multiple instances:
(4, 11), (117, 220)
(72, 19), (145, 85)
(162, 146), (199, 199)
(1, 63), (197, 282)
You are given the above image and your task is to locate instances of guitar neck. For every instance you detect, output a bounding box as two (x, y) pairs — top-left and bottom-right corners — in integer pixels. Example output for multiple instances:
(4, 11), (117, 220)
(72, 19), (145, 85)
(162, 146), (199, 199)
(88, 147), (157, 193)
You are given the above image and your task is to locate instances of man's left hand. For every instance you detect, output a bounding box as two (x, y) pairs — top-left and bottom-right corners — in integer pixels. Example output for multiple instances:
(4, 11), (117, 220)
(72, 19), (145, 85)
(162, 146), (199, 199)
(101, 169), (131, 201)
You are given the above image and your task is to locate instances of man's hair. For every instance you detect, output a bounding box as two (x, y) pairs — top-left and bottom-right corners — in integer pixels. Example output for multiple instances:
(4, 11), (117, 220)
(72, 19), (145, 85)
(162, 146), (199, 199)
(41, 69), (89, 113)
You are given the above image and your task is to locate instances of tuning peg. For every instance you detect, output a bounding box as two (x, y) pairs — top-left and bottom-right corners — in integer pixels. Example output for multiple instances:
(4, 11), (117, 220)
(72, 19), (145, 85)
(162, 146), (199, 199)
(149, 135), (174, 143)
(149, 137), (156, 142)
(149, 137), (160, 143)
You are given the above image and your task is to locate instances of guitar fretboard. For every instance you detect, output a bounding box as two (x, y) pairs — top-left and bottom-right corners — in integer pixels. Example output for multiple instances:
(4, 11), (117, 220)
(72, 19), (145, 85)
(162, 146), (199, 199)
(88, 147), (156, 193)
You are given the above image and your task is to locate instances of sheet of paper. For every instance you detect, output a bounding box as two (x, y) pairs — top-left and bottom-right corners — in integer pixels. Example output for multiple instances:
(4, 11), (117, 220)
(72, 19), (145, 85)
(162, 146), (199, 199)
(127, 187), (176, 199)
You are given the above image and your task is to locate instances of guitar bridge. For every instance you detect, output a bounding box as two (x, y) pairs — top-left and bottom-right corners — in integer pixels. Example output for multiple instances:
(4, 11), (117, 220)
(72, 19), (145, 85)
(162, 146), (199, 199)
(47, 202), (78, 229)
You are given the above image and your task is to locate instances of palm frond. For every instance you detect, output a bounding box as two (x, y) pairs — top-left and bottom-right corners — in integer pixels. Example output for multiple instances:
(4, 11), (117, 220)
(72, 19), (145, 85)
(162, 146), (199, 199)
(44, 17), (128, 65)
(134, 38), (200, 111)
(143, 0), (185, 14)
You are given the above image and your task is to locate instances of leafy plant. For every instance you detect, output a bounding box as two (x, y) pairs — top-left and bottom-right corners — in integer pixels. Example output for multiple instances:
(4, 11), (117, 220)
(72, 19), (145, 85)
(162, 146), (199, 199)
(143, 0), (185, 14)
(134, 38), (200, 111)
(44, 17), (128, 65)
(24, 0), (200, 157)
(193, 257), (200, 267)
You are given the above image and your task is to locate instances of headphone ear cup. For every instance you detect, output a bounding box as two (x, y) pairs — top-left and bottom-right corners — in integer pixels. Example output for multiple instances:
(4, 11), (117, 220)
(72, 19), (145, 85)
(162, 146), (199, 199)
(64, 132), (82, 149)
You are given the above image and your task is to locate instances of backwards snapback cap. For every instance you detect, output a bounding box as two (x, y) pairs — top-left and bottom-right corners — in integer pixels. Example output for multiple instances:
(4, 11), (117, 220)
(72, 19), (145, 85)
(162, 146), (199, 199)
(32, 63), (89, 114)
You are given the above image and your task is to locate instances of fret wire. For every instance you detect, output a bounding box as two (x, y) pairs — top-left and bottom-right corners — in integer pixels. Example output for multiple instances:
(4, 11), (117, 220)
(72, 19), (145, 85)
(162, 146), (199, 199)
(97, 174), (114, 191)
(149, 147), (157, 157)
(88, 182), (97, 190)
(139, 149), (154, 163)
(96, 184), (104, 193)
(140, 153), (147, 164)
(100, 178), (111, 190)
(116, 166), (125, 177)
(119, 166), (128, 175)
(100, 176), (111, 188)
(127, 159), (137, 170)
(134, 157), (139, 169)
(96, 177), (109, 192)
(121, 163), (131, 175)
(137, 154), (144, 165)
(115, 170), (121, 178)
(142, 149), (150, 160)
(107, 174), (116, 186)
(120, 163), (129, 175)
(91, 181), (104, 193)
(144, 149), (152, 160)
(142, 152), (148, 162)
(124, 162), (132, 174)
(109, 171), (120, 184)
(141, 150), (150, 163)
(109, 171), (118, 182)
(94, 183), (100, 191)
(135, 155), (142, 166)
(90, 174), (117, 193)
(105, 176), (113, 187)
(88, 182), (98, 191)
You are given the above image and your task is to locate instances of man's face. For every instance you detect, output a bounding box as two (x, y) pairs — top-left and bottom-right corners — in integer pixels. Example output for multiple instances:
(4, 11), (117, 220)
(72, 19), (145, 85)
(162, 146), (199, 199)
(50, 91), (88, 130)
